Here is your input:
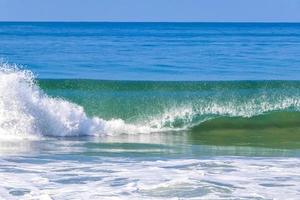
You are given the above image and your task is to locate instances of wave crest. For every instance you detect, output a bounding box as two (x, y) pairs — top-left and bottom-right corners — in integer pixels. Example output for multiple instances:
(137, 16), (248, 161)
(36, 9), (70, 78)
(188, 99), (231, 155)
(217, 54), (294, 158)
(0, 64), (155, 139)
(1, 63), (300, 139)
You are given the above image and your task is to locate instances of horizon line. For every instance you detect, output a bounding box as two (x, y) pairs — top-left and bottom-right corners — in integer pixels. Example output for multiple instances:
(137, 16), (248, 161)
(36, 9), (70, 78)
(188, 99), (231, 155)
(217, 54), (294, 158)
(1, 21), (300, 23)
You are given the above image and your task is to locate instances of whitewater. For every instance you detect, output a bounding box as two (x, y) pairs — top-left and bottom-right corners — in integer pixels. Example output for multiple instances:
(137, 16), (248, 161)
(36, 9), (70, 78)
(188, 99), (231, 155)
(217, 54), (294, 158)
(0, 63), (160, 139)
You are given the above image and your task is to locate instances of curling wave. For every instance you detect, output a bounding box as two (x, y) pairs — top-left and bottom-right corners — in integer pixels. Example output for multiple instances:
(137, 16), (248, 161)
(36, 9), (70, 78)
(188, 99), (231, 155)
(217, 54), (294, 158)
(1, 63), (300, 139)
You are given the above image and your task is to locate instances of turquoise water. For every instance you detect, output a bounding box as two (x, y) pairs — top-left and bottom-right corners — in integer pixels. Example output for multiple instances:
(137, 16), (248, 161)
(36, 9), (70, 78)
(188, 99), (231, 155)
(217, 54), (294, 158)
(0, 23), (300, 199)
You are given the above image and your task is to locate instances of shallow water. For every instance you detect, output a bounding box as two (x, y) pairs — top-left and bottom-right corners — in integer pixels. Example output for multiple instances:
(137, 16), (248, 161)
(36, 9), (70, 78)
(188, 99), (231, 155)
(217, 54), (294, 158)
(1, 135), (300, 199)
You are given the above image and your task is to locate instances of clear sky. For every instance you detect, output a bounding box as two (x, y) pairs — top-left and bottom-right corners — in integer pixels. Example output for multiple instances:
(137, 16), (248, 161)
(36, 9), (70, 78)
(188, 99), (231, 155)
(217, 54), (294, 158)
(0, 0), (300, 22)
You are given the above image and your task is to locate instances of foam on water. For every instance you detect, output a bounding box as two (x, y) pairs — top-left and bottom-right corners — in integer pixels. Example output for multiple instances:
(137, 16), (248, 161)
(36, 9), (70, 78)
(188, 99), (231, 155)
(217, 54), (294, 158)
(0, 63), (156, 139)
(0, 156), (299, 199)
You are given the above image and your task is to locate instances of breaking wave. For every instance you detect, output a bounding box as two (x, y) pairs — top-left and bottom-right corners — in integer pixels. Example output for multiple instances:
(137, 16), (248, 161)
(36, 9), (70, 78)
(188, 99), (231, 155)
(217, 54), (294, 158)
(1, 63), (300, 139)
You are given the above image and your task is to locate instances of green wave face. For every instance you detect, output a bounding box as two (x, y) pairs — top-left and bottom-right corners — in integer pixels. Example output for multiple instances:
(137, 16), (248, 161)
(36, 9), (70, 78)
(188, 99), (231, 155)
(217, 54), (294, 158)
(189, 112), (300, 149)
(39, 80), (300, 130)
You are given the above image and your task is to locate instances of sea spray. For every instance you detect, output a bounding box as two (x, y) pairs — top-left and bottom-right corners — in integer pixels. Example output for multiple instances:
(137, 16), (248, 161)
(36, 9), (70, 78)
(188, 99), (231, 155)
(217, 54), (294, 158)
(0, 63), (155, 138)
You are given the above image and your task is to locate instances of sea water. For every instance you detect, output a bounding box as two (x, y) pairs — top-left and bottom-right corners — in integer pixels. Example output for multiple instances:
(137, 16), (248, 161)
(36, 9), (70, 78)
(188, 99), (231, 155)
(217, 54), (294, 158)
(0, 23), (300, 199)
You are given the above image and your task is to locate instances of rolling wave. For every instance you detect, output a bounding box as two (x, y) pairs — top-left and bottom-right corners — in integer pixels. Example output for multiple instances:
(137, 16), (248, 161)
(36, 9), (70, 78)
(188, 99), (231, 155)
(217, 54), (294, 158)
(1, 63), (300, 139)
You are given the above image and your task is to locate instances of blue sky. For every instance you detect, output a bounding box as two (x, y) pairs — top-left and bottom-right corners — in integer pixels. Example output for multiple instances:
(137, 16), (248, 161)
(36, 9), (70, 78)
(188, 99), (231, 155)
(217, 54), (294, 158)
(0, 0), (300, 22)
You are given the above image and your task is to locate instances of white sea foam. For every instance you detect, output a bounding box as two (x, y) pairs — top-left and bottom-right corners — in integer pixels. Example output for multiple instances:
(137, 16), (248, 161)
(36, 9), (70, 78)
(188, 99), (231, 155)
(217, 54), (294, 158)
(0, 63), (156, 139)
(0, 156), (299, 199)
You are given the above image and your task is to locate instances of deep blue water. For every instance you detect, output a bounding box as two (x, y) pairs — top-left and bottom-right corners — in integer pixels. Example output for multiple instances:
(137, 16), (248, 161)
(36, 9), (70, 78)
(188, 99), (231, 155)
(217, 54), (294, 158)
(0, 22), (300, 80)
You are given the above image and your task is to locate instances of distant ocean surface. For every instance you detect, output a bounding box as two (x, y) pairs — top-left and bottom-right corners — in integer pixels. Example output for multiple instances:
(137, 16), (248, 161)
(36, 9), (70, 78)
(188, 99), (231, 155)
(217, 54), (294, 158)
(1, 22), (300, 80)
(0, 23), (300, 199)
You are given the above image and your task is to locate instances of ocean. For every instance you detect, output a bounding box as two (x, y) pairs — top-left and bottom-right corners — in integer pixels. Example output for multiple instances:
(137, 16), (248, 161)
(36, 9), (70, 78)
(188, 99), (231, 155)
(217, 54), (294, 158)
(0, 22), (300, 199)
